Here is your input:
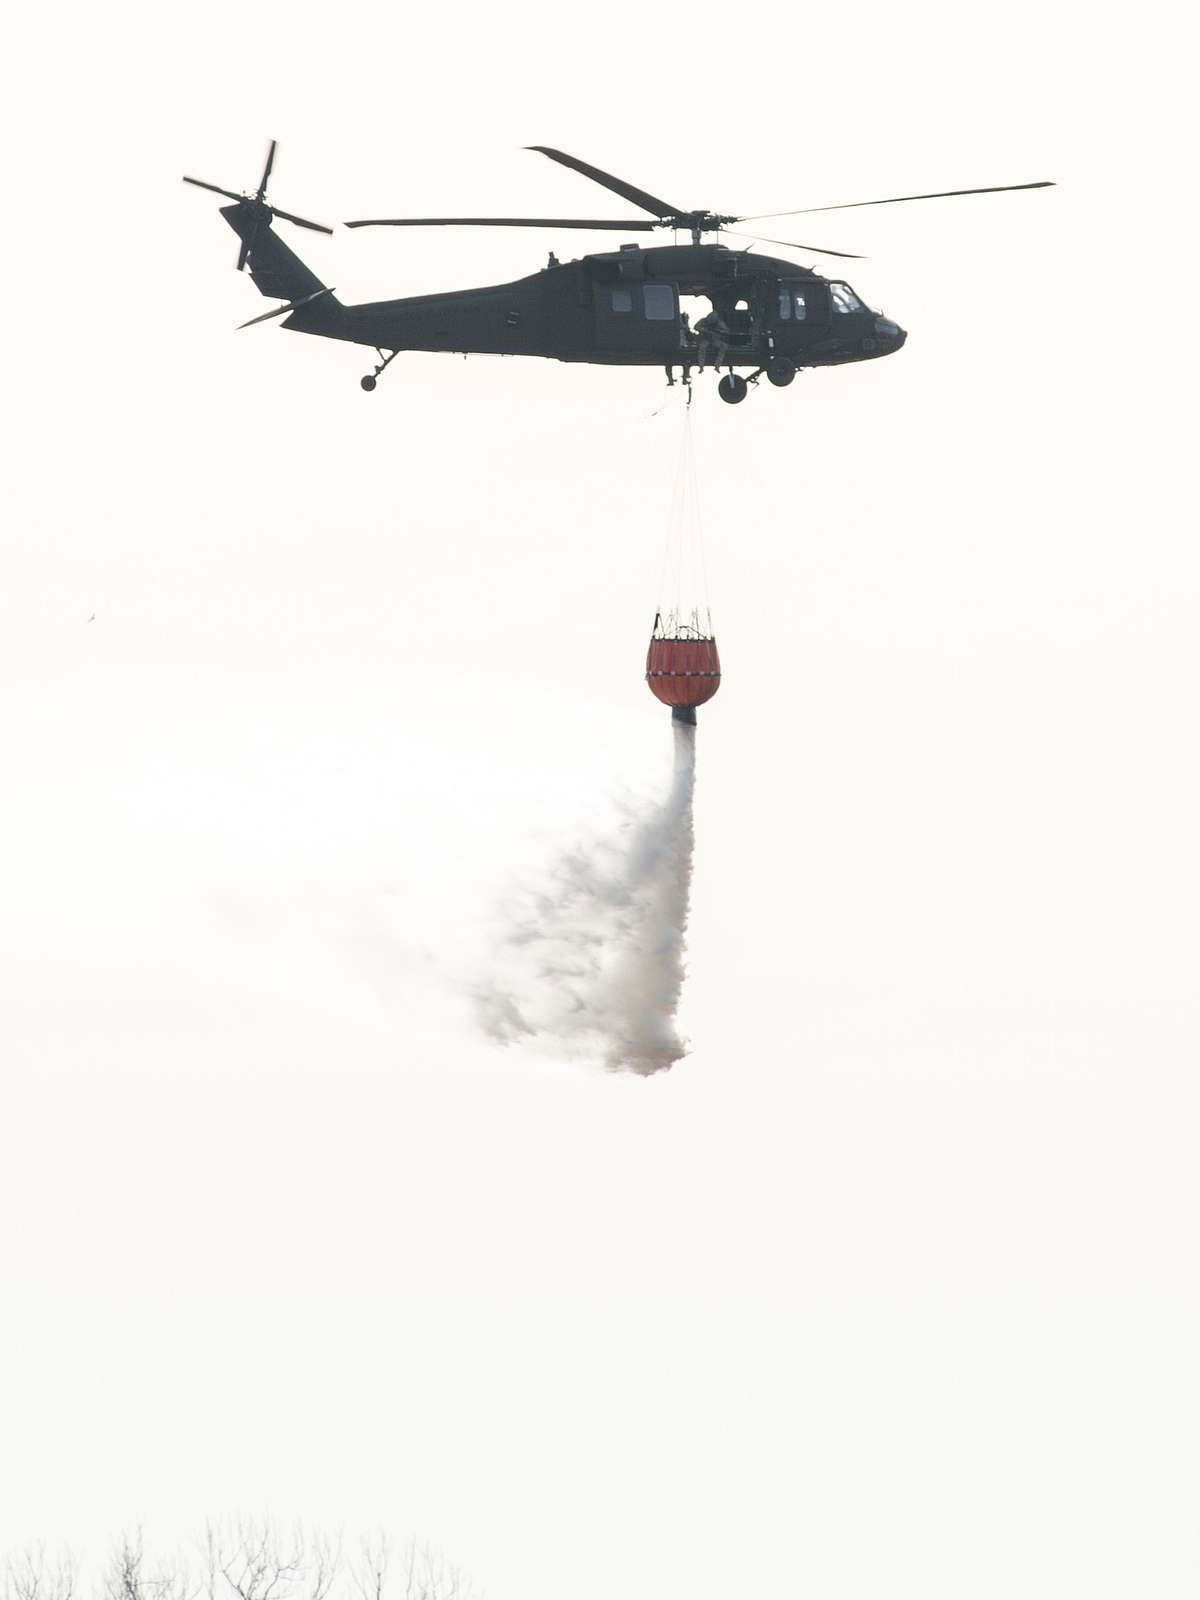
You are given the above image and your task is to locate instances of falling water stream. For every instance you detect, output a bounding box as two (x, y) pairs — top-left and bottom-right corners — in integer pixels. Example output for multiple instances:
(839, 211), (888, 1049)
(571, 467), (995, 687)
(474, 718), (696, 1075)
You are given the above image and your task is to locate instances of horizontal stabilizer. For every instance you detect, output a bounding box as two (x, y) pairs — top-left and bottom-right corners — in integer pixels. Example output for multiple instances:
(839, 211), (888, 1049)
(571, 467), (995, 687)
(238, 286), (337, 329)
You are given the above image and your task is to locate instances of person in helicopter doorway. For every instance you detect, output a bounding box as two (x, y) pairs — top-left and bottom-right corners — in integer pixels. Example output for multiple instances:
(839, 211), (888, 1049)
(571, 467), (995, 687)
(693, 299), (731, 368)
(694, 294), (754, 368)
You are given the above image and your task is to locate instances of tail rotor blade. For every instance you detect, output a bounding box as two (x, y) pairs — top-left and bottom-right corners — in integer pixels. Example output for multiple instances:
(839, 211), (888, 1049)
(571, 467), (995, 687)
(182, 176), (244, 201)
(270, 207), (334, 235)
(256, 138), (277, 201)
(236, 216), (260, 272)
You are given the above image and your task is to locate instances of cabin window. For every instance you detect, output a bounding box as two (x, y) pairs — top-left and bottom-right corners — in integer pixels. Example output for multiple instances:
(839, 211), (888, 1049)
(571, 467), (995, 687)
(643, 284), (675, 321)
(831, 282), (863, 313)
(778, 288), (808, 321)
(611, 287), (633, 313)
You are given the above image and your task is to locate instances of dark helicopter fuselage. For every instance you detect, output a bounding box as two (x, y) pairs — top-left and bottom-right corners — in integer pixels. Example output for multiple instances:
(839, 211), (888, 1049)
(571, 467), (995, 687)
(331, 242), (906, 369)
(225, 203), (905, 376)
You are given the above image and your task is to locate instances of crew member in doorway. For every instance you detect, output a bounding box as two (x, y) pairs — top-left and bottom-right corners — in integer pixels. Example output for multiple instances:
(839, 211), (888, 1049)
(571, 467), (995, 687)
(694, 301), (731, 368)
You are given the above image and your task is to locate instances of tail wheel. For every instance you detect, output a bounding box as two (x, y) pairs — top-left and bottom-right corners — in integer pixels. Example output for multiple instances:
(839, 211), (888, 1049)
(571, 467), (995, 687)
(718, 374), (748, 405)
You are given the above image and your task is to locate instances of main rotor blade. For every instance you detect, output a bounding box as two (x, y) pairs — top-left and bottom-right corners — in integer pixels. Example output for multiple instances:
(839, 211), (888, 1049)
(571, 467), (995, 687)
(270, 207), (335, 234)
(526, 146), (680, 219)
(742, 180), (1055, 220)
(256, 139), (277, 200)
(182, 176), (244, 201)
(725, 230), (866, 259)
(343, 215), (656, 230)
(238, 285), (336, 329)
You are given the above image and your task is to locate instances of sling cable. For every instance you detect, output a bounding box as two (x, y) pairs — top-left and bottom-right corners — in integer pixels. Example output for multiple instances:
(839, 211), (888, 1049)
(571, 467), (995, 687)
(646, 404), (721, 728)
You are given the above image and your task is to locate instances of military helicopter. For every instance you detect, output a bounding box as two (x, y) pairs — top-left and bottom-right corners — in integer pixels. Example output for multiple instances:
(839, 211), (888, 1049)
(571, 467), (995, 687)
(183, 143), (1052, 403)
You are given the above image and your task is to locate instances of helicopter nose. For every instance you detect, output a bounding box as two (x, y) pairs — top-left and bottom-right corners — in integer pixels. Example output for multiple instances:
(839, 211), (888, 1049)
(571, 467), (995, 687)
(875, 316), (907, 350)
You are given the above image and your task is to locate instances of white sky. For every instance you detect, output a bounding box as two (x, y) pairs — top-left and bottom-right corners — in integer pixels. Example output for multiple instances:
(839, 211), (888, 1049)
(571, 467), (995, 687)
(3, 1), (1198, 1595)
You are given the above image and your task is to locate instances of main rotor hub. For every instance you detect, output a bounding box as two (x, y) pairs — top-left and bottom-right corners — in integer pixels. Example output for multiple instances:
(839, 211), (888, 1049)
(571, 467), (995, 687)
(669, 211), (736, 243)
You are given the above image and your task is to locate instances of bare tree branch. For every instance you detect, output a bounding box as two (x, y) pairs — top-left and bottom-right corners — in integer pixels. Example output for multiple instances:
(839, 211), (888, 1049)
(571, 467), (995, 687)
(103, 1530), (196, 1600)
(347, 1535), (388, 1600)
(5, 1547), (78, 1600)
(305, 1532), (340, 1600)
(5, 1527), (473, 1600)
(204, 1520), (341, 1600)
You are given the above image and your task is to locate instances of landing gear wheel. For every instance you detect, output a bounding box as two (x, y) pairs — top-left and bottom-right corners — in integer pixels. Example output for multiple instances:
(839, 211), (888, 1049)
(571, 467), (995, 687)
(766, 358), (796, 388)
(360, 349), (397, 391)
(718, 374), (748, 405)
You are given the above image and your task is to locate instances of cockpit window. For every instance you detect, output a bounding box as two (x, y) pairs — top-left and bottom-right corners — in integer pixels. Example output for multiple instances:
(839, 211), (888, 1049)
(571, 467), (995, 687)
(611, 287), (633, 313)
(831, 282), (863, 313)
(777, 287), (808, 321)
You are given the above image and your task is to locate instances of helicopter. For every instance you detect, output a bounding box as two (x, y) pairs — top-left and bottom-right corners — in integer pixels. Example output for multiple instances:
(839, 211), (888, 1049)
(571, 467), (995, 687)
(183, 143), (1053, 404)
